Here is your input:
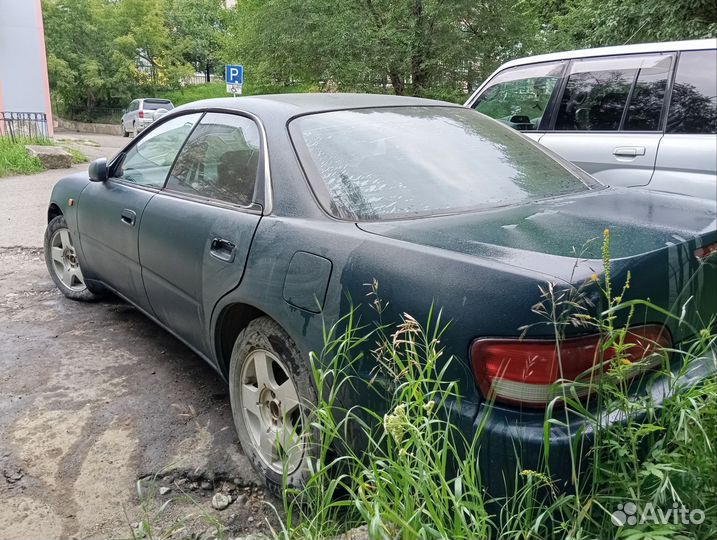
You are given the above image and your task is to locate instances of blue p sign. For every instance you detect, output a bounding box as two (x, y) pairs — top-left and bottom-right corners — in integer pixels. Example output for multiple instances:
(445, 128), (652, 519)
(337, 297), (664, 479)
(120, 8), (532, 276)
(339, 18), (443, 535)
(226, 65), (244, 85)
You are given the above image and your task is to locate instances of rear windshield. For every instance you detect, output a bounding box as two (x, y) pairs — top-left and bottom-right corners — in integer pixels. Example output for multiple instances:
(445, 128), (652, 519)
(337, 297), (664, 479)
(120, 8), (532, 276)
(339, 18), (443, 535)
(143, 99), (174, 111)
(290, 106), (601, 221)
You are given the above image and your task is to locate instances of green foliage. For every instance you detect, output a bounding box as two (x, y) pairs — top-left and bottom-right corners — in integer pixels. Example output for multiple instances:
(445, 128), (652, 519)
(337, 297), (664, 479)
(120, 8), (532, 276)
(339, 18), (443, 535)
(43, 0), (199, 116)
(0, 138), (46, 177)
(525, 0), (717, 52)
(225, 0), (534, 97)
(44, 0), (717, 115)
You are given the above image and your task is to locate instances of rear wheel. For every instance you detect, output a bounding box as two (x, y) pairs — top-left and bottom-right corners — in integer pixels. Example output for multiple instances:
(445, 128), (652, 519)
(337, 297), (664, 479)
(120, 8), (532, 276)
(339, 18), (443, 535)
(44, 215), (104, 301)
(229, 317), (317, 495)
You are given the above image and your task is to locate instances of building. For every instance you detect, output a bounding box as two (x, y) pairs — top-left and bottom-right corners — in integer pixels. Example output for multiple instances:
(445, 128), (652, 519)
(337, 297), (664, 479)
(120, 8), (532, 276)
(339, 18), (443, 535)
(0, 0), (53, 136)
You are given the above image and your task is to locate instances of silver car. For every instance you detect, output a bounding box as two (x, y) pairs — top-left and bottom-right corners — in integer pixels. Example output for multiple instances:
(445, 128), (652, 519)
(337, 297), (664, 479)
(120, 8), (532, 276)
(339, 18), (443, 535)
(465, 39), (717, 199)
(121, 98), (174, 138)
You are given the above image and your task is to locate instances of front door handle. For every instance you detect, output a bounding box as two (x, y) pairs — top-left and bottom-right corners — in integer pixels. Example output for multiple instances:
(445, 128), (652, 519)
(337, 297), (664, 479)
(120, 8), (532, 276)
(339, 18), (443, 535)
(120, 208), (137, 226)
(613, 146), (646, 158)
(209, 237), (236, 263)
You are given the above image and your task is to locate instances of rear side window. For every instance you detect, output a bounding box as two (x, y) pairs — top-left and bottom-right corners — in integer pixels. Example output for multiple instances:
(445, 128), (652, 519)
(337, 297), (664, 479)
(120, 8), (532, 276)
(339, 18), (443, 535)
(166, 113), (260, 206)
(667, 50), (717, 134)
(555, 55), (670, 131)
(623, 56), (672, 131)
(473, 62), (564, 131)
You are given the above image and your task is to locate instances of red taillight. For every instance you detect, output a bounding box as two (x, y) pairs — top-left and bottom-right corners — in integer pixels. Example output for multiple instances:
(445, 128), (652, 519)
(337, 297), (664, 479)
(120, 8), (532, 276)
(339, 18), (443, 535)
(138, 110), (144, 119)
(695, 242), (717, 261)
(470, 325), (671, 408)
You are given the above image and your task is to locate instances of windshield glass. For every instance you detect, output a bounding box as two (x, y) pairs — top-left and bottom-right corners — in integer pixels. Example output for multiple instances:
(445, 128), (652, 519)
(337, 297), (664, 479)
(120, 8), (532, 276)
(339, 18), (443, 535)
(290, 106), (600, 221)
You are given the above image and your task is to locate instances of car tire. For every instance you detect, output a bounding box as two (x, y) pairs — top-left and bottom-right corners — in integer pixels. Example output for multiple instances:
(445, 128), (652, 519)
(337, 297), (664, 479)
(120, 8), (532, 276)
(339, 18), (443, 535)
(228, 316), (317, 496)
(122, 125), (129, 137)
(44, 215), (105, 301)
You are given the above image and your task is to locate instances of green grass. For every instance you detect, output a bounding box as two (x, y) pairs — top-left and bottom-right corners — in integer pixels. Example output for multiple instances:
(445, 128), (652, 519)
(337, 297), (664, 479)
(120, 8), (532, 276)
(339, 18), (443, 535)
(276, 233), (717, 540)
(0, 137), (45, 177)
(158, 81), (321, 106)
(62, 145), (88, 164)
(0, 136), (88, 178)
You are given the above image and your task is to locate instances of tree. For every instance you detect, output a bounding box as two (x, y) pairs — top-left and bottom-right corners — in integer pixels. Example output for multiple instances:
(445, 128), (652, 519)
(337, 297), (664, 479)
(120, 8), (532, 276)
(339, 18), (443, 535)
(167, 0), (227, 82)
(225, 0), (535, 99)
(43, 0), (193, 116)
(526, 0), (717, 52)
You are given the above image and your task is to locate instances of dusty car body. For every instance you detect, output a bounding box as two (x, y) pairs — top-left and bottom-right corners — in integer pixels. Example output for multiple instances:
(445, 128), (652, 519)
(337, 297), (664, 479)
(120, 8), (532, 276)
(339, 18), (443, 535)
(45, 94), (716, 495)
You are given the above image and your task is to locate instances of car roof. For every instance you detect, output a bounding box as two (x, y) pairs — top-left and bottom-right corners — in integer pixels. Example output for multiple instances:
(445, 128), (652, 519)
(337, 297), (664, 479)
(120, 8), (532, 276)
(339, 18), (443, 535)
(496, 38), (716, 70)
(172, 93), (458, 120)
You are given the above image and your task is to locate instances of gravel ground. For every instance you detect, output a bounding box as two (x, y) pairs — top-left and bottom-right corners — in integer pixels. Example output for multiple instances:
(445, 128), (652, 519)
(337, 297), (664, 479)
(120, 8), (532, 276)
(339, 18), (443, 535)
(0, 132), (277, 539)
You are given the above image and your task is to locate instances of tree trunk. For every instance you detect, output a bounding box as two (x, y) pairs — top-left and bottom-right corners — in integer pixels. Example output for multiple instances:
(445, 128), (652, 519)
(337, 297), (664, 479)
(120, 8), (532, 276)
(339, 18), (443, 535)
(205, 62), (211, 83)
(410, 0), (429, 96)
(388, 69), (404, 95)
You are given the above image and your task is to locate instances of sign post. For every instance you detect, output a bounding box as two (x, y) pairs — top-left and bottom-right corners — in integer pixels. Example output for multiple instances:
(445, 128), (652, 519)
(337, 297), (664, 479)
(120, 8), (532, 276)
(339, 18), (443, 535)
(225, 65), (244, 96)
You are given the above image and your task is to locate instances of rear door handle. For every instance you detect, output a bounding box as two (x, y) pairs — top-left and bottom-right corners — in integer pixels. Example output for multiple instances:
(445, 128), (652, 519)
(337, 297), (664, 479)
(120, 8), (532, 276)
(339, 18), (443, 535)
(209, 237), (236, 263)
(120, 208), (137, 226)
(613, 146), (646, 158)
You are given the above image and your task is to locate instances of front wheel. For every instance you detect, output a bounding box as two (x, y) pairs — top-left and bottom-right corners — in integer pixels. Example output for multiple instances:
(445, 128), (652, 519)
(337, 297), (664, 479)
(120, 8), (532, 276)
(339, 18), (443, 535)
(44, 215), (103, 301)
(229, 317), (317, 496)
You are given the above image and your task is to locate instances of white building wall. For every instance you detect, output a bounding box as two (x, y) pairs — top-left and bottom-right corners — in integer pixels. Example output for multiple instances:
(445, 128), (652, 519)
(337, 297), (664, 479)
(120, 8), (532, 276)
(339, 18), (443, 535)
(0, 0), (54, 135)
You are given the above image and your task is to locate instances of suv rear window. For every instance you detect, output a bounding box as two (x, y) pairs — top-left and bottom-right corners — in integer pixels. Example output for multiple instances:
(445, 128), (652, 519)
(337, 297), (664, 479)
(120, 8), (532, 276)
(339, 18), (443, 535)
(143, 100), (174, 111)
(667, 50), (717, 134)
(290, 107), (600, 221)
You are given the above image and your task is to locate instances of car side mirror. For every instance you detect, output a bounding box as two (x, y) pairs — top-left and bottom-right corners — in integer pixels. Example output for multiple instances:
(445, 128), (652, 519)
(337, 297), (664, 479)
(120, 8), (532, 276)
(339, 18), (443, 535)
(88, 158), (108, 182)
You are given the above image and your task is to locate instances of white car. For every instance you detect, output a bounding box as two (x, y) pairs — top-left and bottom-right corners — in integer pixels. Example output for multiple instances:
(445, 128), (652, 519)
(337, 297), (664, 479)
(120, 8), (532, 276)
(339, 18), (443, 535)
(465, 39), (717, 199)
(121, 98), (174, 138)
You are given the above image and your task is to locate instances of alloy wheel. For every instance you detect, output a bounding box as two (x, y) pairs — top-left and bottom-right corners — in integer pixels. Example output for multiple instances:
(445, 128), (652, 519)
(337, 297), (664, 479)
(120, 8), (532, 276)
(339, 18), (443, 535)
(49, 228), (87, 291)
(239, 349), (304, 474)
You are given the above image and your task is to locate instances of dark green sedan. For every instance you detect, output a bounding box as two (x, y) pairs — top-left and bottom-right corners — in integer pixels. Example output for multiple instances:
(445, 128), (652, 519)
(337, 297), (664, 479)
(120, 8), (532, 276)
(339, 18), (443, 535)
(44, 94), (716, 495)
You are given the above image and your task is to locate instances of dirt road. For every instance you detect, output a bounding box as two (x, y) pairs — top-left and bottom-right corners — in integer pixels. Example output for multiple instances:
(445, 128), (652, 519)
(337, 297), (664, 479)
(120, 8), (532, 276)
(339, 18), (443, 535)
(0, 133), (275, 539)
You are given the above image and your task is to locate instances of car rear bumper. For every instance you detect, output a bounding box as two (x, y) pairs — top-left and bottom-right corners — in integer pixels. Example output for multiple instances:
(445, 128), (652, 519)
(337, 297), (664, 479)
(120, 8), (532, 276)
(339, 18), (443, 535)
(474, 348), (716, 497)
(136, 119), (153, 132)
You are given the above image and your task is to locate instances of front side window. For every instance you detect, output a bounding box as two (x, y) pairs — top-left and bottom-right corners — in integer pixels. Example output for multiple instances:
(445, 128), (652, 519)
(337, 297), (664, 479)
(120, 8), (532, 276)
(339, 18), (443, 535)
(166, 113), (260, 205)
(291, 107), (599, 221)
(473, 62), (564, 131)
(115, 113), (200, 188)
(667, 50), (717, 134)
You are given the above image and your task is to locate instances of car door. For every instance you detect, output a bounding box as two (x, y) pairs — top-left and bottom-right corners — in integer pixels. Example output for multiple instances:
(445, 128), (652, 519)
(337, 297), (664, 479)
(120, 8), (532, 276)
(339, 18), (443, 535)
(539, 53), (674, 187)
(649, 49), (717, 199)
(77, 113), (201, 313)
(471, 61), (567, 143)
(138, 112), (264, 357)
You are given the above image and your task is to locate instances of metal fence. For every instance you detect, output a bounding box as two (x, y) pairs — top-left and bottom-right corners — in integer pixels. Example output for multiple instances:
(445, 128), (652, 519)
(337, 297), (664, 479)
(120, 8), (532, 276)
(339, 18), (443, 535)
(0, 112), (49, 142)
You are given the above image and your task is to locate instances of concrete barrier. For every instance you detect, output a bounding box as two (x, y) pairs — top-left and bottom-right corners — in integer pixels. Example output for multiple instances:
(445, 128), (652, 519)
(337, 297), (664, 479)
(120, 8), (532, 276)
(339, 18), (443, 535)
(55, 117), (123, 136)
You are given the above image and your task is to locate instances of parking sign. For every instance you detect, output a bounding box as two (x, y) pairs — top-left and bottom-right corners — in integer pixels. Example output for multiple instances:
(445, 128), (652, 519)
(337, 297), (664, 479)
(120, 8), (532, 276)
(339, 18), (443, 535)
(226, 65), (244, 85)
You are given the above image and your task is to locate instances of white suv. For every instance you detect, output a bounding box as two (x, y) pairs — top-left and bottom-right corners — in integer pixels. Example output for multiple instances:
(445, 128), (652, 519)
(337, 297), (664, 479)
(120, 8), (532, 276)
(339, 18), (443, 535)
(465, 39), (717, 199)
(121, 98), (174, 138)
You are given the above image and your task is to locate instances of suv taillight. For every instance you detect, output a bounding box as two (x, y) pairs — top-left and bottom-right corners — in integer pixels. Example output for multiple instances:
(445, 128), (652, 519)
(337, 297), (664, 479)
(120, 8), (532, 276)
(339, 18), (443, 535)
(138, 110), (144, 119)
(470, 325), (671, 408)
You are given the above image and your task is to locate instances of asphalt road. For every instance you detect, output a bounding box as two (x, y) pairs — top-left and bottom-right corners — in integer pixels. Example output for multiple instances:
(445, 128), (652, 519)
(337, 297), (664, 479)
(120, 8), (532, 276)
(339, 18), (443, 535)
(0, 131), (274, 539)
